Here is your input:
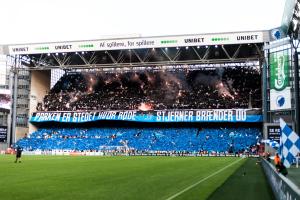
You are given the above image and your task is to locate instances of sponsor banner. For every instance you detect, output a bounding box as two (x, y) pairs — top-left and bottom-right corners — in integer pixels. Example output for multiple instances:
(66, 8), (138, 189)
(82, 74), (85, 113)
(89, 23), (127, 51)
(30, 109), (262, 123)
(8, 31), (265, 55)
(270, 51), (291, 110)
(0, 126), (7, 142)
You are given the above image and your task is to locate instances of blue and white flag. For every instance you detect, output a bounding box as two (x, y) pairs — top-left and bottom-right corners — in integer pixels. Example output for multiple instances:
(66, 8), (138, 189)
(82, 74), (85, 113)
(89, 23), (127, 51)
(279, 118), (300, 168)
(261, 139), (280, 148)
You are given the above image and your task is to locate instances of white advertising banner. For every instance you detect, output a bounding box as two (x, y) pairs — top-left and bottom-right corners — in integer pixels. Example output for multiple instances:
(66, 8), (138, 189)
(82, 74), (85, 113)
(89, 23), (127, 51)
(8, 31), (267, 55)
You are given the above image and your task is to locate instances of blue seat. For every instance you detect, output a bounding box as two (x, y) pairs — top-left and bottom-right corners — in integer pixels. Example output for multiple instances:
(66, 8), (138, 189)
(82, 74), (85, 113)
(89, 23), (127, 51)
(16, 127), (261, 153)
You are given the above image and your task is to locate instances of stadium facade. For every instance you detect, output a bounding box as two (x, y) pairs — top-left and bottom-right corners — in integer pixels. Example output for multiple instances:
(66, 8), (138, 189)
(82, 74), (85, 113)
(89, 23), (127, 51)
(1, 1), (300, 199)
(0, 31), (266, 146)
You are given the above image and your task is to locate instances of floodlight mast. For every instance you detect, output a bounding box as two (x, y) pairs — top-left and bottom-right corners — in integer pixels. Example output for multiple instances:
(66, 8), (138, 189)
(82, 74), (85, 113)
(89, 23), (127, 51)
(291, 38), (300, 135)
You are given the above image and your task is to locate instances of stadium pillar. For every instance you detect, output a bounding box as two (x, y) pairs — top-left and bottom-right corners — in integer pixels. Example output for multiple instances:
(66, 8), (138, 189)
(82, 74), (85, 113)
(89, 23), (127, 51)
(6, 57), (13, 147)
(262, 49), (268, 124)
(294, 50), (300, 135)
(10, 56), (18, 145)
(290, 36), (300, 135)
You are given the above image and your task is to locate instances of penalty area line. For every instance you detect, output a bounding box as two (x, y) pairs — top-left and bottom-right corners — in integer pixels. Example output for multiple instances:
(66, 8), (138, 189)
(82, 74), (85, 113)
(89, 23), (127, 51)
(165, 158), (244, 200)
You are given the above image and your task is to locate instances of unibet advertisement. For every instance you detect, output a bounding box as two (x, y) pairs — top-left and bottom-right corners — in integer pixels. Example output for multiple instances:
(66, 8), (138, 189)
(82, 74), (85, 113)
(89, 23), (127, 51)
(270, 51), (291, 110)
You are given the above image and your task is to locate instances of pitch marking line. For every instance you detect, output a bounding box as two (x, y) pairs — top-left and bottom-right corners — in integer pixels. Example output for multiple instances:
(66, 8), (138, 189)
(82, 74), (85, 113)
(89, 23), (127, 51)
(165, 158), (244, 200)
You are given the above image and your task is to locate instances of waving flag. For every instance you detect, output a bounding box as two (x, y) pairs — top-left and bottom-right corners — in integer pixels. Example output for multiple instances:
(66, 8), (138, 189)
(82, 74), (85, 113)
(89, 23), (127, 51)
(261, 139), (280, 148)
(279, 118), (300, 168)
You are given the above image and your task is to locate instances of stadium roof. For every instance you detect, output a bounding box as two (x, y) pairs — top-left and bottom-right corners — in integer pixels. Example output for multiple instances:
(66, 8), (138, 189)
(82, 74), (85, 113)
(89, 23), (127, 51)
(281, 0), (300, 38)
(12, 30), (266, 70)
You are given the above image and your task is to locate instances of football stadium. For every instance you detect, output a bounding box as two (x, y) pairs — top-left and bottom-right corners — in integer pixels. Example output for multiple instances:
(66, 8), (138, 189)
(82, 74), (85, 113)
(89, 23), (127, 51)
(0, 0), (300, 199)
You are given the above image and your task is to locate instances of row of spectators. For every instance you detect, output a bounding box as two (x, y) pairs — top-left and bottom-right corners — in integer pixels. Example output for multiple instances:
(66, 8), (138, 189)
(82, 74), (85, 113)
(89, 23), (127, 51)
(16, 127), (261, 153)
(37, 66), (261, 111)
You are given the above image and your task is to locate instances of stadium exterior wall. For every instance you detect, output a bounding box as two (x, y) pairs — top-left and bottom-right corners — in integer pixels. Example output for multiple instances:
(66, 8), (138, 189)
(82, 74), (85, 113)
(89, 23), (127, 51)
(15, 127), (28, 141)
(261, 159), (300, 200)
(29, 70), (51, 134)
(0, 143), (8, 151)
(0, 127), (28, 149)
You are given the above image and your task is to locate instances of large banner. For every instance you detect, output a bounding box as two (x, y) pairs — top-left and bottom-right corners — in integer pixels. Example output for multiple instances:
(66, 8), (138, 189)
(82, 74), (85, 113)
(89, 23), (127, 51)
(270, 50), (291, 110)
(8, 31), (266, 55)
(30, 109), (262, 123)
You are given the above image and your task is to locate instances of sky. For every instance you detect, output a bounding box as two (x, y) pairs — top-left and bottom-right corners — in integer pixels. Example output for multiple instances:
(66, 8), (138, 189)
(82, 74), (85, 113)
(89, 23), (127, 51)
(0, 0), (286, 45)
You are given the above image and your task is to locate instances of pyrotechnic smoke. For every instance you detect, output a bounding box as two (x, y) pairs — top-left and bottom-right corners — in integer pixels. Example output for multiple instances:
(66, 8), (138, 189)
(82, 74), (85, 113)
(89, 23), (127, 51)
(193, 72), (234, 99)
(157, 71), (188, 102)
(215, 81), (234, 99)
(138, 102), (153, 111)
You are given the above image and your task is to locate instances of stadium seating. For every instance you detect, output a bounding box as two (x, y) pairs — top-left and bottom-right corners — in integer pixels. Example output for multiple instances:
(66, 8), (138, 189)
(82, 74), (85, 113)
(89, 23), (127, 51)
(29, 66), (262, 155)
(37, 66), (261, 111)
(16, 127), (261, 153)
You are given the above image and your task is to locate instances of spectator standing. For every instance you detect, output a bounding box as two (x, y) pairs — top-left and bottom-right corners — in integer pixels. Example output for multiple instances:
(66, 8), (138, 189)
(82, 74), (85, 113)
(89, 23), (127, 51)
(15, 145), (23, 163)
(274, 153), (281, 170)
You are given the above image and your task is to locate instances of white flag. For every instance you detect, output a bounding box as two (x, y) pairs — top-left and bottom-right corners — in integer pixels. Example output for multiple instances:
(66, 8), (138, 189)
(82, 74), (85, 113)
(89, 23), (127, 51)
(279, 118), (300, 168)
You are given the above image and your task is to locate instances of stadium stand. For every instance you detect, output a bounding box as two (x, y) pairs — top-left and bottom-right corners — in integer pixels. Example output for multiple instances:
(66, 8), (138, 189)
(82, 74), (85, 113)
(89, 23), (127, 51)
(21, 64), (262, 154)
(37, 65), (261, 111)
(16, 127), (261, 154)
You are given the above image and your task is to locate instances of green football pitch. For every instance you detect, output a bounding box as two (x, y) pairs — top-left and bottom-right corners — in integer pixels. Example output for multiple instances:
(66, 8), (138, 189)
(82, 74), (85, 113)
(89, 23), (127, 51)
(0, 155), (273, 200)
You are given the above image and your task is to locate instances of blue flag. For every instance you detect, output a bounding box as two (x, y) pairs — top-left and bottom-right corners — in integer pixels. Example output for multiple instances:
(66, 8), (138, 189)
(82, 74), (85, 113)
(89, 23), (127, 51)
(261, 139), (280, 148)
(279, 118), (300, 168)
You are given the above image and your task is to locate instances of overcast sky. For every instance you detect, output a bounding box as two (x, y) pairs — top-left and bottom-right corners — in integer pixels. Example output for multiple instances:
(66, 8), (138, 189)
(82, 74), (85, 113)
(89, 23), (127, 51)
(0, 0), (286, 45)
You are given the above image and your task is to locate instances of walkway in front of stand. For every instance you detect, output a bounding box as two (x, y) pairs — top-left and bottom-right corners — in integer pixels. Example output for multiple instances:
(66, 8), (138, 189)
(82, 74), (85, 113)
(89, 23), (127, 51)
(207, 158), (275, 200)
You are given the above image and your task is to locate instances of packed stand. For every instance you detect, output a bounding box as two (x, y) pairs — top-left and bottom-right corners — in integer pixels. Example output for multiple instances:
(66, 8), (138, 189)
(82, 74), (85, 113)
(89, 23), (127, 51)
(17, 127), (261, 154)
(37, 66), (262, 111)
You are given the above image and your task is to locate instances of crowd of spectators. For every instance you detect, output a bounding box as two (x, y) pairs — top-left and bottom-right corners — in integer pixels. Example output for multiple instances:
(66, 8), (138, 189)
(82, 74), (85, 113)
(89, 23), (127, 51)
(37, 66), (261, 111)
(16, 127), (261, 154)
